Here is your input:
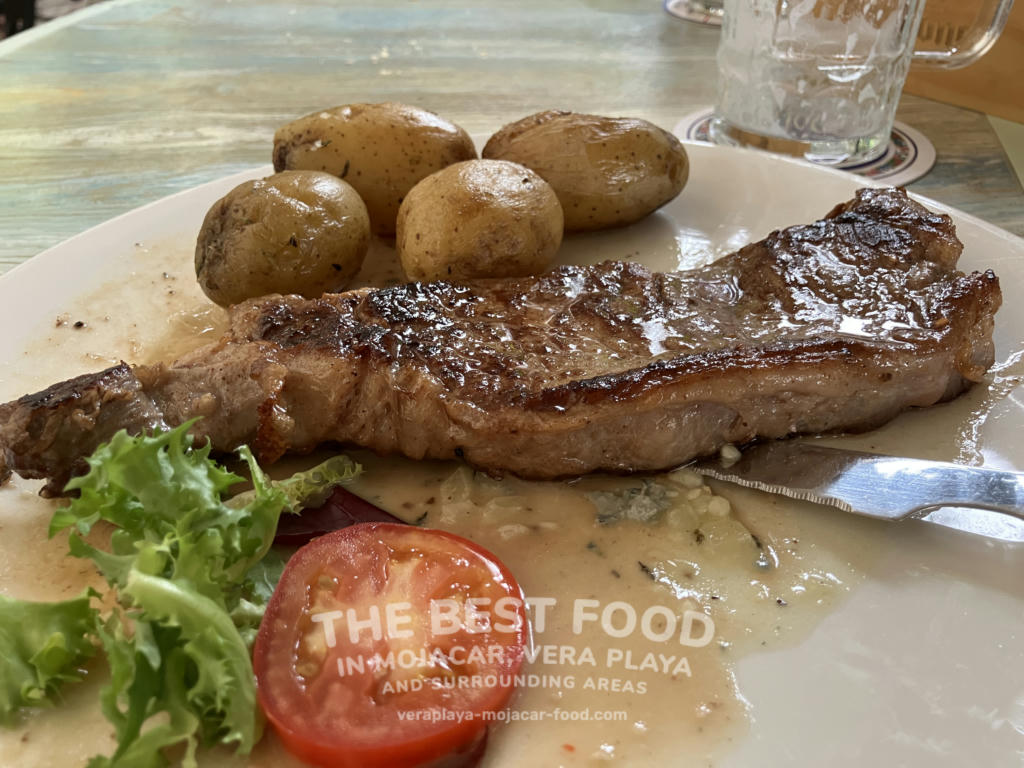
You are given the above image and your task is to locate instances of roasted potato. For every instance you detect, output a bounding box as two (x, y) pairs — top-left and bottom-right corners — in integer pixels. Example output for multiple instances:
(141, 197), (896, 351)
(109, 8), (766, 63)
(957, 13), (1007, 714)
(482, 110), (689, 231)
(273, 102), (477, 236)
(396, 159), (563, 282)
(195, 170), (370, 306)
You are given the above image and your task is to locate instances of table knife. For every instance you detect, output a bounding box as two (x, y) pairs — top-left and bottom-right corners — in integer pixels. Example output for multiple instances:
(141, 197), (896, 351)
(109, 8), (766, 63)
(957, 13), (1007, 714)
(689, 442), (1024, 525)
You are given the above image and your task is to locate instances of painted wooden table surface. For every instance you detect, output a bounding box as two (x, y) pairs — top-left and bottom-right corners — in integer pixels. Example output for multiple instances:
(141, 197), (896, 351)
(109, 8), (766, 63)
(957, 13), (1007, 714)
(1, 0), (1022, 277)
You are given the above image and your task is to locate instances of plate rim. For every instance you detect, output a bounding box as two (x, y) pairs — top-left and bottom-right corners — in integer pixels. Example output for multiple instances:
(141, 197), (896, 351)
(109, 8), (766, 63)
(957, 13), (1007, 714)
(3, 141), (1021, 291)
(1, 138), (1022, 766)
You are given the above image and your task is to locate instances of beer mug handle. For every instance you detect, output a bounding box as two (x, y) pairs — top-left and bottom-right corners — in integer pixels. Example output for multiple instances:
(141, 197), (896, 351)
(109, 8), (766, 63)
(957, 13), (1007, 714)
(912, 0), (1016, 69)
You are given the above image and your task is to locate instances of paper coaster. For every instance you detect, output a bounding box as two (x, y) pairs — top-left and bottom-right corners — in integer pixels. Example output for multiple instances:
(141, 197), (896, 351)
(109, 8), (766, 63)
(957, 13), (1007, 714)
(663, 0), (724, 26)
(673, 108), (937, 186)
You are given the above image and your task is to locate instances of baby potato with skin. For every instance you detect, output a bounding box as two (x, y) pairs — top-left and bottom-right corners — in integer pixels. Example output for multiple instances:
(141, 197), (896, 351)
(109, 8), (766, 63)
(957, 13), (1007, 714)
(397, 159), (564, 282)
(195, 170), (370, 306)
(273, 102), (477, 236)
(482, 110), (689, 232)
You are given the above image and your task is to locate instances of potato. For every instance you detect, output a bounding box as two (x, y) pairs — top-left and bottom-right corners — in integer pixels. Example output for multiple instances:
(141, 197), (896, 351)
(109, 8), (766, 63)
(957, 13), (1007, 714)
(195, 170), (370, 306)
(482, 110), (689, 232)
(396, 159), (563, 282)
(273, 102), (477, 236)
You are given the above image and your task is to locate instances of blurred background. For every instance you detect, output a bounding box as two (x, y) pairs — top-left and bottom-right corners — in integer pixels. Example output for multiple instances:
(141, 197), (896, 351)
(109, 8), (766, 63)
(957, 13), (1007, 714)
(1, 0), (106, 38)
(2, 0), (1020, 125)
(1, 0), (1019, 275)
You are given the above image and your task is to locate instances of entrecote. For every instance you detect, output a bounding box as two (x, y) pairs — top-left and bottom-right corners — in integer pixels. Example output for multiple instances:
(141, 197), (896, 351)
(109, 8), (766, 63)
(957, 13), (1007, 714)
(0, 188), (1001, 495)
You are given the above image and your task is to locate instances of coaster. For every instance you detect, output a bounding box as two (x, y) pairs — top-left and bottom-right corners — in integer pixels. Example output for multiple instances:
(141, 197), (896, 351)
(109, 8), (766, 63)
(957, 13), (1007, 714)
(663, 0), (723, 27)
(673, 108), (937, 186)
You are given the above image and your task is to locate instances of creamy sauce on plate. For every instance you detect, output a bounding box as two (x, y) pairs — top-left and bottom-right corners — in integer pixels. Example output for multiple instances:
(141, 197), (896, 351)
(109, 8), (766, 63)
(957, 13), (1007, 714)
(0, 236), (1017, 767)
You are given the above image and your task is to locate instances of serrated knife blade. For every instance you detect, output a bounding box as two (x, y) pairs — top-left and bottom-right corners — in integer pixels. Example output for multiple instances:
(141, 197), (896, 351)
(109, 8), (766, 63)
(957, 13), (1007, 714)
(689, 442), (1024, 525)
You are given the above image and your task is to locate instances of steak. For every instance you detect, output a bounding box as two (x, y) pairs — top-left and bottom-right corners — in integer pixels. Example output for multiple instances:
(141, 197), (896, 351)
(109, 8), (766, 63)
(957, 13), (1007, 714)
(0, 188), (1002, 495)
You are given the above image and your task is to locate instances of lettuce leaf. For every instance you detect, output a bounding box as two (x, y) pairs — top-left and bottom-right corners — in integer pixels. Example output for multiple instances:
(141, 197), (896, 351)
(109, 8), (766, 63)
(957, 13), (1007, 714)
(2, 423), (359, 767)
(85, 576), (259, 768)
(0, 590), (99, 724)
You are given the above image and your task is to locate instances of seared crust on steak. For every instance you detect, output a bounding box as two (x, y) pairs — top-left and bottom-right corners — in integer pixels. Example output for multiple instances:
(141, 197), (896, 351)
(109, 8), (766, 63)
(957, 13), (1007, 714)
(0, 188), (1002, 492)
(0, 365), (168, 495)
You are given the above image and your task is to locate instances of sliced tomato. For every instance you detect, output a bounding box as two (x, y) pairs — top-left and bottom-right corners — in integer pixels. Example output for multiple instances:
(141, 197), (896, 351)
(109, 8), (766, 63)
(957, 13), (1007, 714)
(254, 522), (529, 768)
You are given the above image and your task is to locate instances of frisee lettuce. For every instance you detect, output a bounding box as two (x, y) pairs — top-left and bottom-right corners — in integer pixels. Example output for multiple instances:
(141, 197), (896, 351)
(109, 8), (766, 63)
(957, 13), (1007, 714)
(0, 422), (360, 767)
(0, 589), (99, 724)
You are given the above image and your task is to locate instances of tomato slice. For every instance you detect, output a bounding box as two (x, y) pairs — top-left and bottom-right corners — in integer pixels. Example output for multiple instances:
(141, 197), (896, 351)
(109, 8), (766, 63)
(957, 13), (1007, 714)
(254, 523), (529, 768)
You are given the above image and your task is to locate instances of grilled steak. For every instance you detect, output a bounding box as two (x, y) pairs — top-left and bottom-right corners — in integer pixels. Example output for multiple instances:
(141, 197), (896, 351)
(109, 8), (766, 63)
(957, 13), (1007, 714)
(0, 188), (1002, 495)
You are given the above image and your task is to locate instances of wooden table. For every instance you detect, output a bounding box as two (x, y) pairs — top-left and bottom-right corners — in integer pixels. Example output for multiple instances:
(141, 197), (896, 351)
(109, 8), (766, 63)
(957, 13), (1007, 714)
(1, 0), (1022, 277)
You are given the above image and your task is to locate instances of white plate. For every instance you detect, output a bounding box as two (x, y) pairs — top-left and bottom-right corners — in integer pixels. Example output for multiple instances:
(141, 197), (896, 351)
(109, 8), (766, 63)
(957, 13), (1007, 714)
(1, 144), (1022, 766)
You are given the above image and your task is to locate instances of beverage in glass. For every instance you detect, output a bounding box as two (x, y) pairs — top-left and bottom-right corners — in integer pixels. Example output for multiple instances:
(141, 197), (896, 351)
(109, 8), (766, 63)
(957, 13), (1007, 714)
(710, 0), (1015, 164)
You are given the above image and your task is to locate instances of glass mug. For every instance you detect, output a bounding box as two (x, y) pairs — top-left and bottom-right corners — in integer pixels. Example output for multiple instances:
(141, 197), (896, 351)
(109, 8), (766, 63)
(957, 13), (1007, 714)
(666, 0), (726, 24)
(709, 0), (1016, 164)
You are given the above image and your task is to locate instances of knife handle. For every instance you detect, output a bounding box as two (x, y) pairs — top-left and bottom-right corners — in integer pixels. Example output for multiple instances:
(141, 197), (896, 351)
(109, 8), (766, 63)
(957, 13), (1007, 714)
(901, 461), (1024, 522)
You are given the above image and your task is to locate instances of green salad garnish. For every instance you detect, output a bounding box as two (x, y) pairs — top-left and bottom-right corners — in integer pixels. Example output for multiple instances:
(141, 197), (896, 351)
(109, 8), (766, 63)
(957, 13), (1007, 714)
(0, 422), (359, 767)
(0, 589), (99, 725)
